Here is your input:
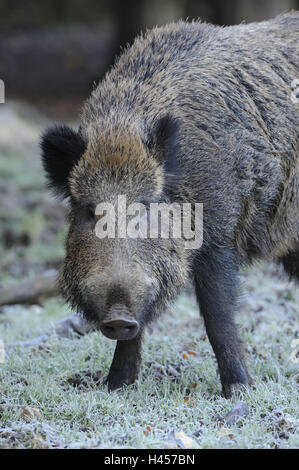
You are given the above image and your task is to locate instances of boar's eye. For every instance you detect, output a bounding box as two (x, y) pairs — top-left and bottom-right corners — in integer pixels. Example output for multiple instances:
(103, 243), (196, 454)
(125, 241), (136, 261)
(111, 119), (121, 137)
(85, 204), (96, 221)
(76, 203), (96, 224)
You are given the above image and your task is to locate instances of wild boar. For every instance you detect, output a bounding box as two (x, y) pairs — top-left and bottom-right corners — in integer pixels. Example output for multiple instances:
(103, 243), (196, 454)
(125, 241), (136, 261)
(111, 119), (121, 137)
(41, 12), (299, 397)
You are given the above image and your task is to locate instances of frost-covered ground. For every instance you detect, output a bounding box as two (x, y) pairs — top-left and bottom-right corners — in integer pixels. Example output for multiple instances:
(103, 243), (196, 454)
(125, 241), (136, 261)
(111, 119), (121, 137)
(0, 103), (298, 449)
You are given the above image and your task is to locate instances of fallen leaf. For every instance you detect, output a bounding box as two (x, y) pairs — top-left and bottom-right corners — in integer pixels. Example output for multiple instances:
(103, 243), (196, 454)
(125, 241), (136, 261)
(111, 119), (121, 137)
(182, 350), (198, 359)
(167, 430), (200, 449)
(20, 406), (42, 422)
(143, 425), (152, 435)
(187, 350), (198, 357)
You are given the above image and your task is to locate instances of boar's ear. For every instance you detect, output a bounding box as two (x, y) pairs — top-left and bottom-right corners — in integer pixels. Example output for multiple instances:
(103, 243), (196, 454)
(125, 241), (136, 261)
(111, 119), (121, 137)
(40, 125), (87, 198)
(147, 114), (179, 175)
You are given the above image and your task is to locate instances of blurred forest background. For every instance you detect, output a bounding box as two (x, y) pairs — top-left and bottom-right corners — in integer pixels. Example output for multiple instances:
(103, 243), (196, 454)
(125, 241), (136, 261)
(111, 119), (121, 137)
(1, 0), (299, 117)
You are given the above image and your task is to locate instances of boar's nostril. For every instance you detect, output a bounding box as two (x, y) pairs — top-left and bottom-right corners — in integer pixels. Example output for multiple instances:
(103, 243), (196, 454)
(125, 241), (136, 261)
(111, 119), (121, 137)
(100, 317), (139, 340)
(106, 325), (115, 333)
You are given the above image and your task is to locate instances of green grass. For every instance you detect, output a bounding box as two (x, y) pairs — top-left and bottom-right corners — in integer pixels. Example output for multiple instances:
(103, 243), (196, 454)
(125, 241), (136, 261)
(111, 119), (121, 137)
(0, 272), (298, 449)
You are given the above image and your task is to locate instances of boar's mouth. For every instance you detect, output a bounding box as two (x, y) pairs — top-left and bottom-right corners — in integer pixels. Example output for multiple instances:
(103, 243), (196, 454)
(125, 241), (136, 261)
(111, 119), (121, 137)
(68, 281), (156, 338)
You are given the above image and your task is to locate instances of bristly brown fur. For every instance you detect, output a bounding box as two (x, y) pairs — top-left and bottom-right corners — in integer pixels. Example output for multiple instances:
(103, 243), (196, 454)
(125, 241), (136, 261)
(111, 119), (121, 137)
(41, 13), (299, 396)
(79, 13), (299, 262)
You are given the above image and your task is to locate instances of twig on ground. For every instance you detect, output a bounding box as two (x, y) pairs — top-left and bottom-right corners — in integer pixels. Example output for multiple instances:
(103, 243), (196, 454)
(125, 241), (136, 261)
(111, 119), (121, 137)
(7, 314), (94, 349)
(0, 271), (58, 307)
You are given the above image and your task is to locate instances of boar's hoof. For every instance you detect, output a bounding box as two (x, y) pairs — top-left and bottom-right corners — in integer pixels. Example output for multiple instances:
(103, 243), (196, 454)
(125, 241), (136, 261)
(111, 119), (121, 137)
(222, 381), (251, 399)
(106, 373), (137, 392)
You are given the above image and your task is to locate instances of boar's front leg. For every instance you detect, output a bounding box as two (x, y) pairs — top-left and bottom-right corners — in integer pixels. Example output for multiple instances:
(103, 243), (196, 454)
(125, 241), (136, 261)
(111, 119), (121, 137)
(193, 247), (251, 398)
(107, 332), (143, 391)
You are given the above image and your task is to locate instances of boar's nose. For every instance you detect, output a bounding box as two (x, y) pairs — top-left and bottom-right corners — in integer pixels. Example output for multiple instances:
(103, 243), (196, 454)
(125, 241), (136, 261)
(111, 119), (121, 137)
(100, 315), (139, 340)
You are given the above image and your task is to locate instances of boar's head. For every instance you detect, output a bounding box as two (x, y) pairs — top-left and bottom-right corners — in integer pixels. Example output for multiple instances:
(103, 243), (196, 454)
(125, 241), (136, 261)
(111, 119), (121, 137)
(41, 116), (189, 340)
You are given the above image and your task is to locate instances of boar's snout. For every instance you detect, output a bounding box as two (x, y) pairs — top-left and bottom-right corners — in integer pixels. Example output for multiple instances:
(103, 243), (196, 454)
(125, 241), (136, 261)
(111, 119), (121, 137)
(100, 305), (139, 340)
